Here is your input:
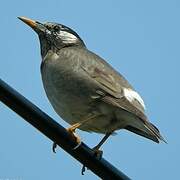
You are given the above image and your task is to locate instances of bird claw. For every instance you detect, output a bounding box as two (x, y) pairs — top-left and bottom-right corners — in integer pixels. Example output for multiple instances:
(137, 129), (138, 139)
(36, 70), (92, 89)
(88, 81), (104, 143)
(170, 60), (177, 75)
(67, 126), (81, 147)
(81, 148), (103, 175)
(52, 133), (81, 153)
(93, 148), (103, 159)
(52, 142), (57, 153)
(52, 124), (82, 153)
(81, 165), (86, 175)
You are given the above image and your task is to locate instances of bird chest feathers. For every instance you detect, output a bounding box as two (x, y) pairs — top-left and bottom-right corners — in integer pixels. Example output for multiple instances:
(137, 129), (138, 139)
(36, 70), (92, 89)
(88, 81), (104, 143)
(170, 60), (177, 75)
(40, 49), (97, 124)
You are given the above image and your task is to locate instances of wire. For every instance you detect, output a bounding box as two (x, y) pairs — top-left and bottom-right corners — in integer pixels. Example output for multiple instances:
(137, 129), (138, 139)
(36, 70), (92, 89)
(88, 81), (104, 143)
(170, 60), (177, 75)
(0, 78), (131, 180)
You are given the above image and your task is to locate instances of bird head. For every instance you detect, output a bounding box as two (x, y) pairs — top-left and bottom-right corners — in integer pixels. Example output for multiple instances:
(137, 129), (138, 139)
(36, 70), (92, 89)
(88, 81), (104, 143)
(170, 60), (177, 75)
(18, 17), (85, 58)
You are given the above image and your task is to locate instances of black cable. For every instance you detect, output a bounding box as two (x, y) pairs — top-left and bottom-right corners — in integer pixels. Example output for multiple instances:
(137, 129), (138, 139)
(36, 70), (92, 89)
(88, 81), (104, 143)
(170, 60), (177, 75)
(0, 78), (131, 180)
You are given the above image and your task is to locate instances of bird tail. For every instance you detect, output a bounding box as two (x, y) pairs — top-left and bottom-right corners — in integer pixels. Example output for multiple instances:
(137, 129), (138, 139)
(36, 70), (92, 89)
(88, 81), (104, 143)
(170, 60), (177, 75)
(125, 120), (167, 143)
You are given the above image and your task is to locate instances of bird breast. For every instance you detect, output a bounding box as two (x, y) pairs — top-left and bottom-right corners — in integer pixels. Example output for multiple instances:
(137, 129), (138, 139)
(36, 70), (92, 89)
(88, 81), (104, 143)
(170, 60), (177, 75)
(40, 50), (97, 125)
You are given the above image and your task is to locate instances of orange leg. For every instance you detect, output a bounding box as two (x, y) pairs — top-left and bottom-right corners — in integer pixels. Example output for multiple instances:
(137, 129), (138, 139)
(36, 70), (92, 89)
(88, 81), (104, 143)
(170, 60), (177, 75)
(52, 114), (99, 153)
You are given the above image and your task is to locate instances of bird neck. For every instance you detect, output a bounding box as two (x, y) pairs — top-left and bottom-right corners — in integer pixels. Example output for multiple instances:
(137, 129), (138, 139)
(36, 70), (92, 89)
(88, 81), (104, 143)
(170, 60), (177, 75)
(39, 39), (86, 59)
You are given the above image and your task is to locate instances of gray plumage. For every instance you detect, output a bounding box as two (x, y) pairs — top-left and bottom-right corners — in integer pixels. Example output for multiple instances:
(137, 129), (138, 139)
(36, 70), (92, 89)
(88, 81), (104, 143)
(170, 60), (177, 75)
(19, 17), (166, 143)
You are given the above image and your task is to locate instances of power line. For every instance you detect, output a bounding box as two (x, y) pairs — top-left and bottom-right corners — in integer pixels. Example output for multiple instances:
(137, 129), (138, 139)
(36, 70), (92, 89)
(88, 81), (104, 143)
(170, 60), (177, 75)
(0, 78), (131, 180)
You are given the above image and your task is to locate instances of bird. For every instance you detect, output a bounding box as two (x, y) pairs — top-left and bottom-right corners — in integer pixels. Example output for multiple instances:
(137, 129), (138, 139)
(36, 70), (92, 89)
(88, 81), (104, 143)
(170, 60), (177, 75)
(18, 16), (166, 161)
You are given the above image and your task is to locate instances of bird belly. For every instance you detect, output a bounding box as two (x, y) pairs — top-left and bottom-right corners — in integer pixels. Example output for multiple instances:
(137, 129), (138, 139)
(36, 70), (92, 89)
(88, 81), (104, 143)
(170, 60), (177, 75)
(41, 57), (126, 134)
(41, 70), (90, 125)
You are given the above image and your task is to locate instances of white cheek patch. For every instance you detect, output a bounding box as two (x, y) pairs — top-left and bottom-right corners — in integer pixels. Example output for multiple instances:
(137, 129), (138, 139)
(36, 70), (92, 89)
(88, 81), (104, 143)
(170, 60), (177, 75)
(59, 31), (77, 43)
(123, 88), (146, 109)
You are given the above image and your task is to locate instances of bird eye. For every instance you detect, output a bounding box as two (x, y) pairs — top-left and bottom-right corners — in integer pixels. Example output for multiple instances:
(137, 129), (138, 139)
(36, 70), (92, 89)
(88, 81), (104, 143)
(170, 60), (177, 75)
(53, 25), (60, 32)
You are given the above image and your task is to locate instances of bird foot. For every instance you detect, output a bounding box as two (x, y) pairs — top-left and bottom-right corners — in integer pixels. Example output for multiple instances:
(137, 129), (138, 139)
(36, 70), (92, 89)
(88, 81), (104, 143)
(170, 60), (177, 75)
(93, 148), (103, 159)
(81, 147), (103, 175)
(67, 123), (81, 147)
(51, 124), (82, 153)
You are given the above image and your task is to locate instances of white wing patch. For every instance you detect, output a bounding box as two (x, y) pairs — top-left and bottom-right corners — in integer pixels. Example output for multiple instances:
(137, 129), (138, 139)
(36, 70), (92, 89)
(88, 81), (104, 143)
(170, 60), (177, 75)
(59, 31), (77, 44)
(123, 88), (146, 109)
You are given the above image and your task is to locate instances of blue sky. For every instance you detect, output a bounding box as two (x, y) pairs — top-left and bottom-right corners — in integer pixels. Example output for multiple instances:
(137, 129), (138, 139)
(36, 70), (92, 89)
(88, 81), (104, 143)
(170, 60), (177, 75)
(0, 0), (179, 179)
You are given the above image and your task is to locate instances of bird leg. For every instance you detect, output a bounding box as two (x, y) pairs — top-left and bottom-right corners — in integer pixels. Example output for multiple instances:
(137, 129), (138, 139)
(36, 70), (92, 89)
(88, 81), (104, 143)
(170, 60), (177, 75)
(81, 132), (112, 175)
(52, 114), (98, 153)
(92, 132), (112, 158)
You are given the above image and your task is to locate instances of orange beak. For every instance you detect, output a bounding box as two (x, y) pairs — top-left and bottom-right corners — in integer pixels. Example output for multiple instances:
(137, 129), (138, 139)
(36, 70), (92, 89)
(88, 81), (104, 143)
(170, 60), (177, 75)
(18, 16), (37, 29)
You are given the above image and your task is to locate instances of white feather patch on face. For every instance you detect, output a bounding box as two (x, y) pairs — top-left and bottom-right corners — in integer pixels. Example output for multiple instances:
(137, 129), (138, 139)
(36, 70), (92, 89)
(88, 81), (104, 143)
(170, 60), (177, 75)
(123, 88), (146, 109)
(59, 30), (78, 43)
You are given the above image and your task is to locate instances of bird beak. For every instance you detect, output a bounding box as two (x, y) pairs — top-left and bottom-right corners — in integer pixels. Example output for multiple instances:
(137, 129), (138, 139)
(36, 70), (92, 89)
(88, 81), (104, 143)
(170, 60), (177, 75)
(18, 17), (37, 29)
(18, 16), (46, 34)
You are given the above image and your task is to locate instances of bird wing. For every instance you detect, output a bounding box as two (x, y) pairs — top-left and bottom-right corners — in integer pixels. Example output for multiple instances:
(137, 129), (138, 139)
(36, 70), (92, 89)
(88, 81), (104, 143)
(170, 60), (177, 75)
(79, 49), (166, 143)
(80, 49), (146, 120)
